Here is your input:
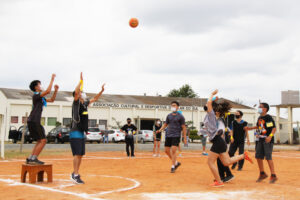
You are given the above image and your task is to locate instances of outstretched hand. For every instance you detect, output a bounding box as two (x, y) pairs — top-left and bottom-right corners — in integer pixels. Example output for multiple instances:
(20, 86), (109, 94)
(51, 74), (56, 81)
(101, 83), (106, 91)
(212, 89), (218, 96)
(80, 72), (83, 81)
(54, 85), (59, 91)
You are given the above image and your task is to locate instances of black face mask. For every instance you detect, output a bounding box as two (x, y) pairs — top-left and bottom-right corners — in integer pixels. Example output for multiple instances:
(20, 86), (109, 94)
(127, 121), (131, 124)
(235, 115), (241, 119)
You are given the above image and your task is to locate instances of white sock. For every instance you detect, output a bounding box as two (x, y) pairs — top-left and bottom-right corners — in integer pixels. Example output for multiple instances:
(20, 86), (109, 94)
(171, 165), (175, 168)
(74, 174), (79, 177)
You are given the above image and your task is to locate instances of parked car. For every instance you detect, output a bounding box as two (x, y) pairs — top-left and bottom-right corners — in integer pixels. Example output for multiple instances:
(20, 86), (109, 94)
(8, 125), (34, 144)
(86, 127), (102, 143)
(137, 130), (154, 144)
(47, 126), (70, 144)
(108, 129), (125, 143)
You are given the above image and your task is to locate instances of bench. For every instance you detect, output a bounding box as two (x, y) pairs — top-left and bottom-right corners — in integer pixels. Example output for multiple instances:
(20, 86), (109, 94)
(21, 164), (53, 184)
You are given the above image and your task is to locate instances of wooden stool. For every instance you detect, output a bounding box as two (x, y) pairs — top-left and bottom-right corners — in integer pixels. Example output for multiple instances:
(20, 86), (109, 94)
(21, 164), (53, 184)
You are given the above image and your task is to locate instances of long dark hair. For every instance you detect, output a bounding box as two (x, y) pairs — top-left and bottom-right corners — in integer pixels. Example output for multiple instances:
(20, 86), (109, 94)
(212, 100), (232, 118)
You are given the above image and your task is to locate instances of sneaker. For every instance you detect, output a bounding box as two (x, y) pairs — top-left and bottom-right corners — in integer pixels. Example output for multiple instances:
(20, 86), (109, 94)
(210, 181), (224, 187)
(71, 173), (85, 184)
(269, 176), (278, 184)
(244, 152), (253, 164)
(256, 173), (268, 182)
(131, 155), (135, 157)
(237, 168), (243, 171)
(175, 162), (181, 170)
(202, 152), (208, 156)
(223, 175), (235, 183)
(231, 163), (237, 170)
(27, 158), (44, 165)
(171, 167), (176, 173)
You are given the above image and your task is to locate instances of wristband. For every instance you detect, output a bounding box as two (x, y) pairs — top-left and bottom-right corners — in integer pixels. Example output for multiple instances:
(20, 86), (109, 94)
(80, 80), (83, 91)
(212, 96), (217, 101)
(269, 133), (274, 137)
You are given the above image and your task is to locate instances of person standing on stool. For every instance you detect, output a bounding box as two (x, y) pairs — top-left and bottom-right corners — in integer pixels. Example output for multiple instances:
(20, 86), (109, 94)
(70, 72), (105, 184)
(26, 74), (59, 165)
(121, 118), (137, 157)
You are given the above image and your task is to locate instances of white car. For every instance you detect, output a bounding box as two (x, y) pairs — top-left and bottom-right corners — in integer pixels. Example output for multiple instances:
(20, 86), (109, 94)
(108, 129), (125, 143)
(86, 127), (102, 143)
(137, 130), (154, 143)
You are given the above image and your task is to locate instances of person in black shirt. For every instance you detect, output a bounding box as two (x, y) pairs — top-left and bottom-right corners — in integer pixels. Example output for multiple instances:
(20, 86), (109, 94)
(247, 103), (278, 184)
(26, 74), (59, 165)
(153, 119), (162, 157)
(70, 72), (105, 184)
(229, 110), (250, 171)
(120, 118), (137, 157)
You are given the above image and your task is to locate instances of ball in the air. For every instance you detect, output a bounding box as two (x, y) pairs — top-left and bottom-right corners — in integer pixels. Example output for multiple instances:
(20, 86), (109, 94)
(129, 18), (139, 28)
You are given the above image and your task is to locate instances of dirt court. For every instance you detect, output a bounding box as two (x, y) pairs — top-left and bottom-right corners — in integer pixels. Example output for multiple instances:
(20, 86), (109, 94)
(0, 150), (300, 200)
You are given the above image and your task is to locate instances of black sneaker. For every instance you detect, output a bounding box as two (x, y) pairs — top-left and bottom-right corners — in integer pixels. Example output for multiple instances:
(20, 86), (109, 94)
(175, 162), (181, 170)
(71, 173), (85, 184)
(269, 176), (278, 184)
(27, 158), (44, 165)
(256, 173), (268, 182)
(231, 163), (237, 170)
(25, 158), (30, 164)
(223, 175), (235, 183)
(171, 167), (176, 173)
(237, 168), (243, 171)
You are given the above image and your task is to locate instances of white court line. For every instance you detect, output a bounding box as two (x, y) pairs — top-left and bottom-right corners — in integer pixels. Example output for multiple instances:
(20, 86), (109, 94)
(0, 174), (141, 200)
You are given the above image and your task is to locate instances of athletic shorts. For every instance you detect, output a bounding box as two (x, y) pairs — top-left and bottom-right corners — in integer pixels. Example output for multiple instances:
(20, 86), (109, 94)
(210, 135), (227, 154)
(27, 122), (45, 140)
(155, 133), (162, 141)
(255, 139), (273, 160)
(70, 138), (85, 156)
(165, 137), (180, 147)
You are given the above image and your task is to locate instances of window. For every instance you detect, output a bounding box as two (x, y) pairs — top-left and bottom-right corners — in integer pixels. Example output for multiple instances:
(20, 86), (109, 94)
(88, 119), (97, 127)
(280, 124), (283, 130)
(11, 116), (18, 123)
(63, 118), (72, 126)
(99, 120), (107, 129)
(47, 117), (57, 126)
(41, 117), (45, 126)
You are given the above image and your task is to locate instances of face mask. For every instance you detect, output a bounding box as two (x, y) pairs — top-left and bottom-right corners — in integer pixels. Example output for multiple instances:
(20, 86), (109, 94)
(157, 121), (161, 125)
(81, 92), (87, 100)
(40, 87), (45, 91)
(171, 107), (177, 112)
(235, 115), (241, 119)
(258, 108), (263, 114)
(127, 121), (131, 124)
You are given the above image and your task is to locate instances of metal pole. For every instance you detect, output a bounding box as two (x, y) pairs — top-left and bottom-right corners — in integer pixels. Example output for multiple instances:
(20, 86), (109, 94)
(20, 112), (28, 153)
(0, 115), (4, 159)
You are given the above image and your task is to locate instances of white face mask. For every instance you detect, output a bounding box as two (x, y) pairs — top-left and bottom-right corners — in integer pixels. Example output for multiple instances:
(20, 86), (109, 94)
(40, 87), (45, 91)
(171, 106), (177, 112)
(157, 121), (161, 125)
(81, 92), (87, 100)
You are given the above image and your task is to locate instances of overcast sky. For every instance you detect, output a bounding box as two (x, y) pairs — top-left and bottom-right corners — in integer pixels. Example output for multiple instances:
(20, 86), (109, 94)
(0, 0), (300, 120)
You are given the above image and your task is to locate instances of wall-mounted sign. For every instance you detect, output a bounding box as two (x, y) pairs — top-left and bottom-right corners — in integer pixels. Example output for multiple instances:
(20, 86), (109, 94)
(92, 102), (199, 111)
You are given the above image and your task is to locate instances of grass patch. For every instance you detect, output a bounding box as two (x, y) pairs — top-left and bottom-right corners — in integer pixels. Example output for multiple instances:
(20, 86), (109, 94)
(1, 149), (69, 160)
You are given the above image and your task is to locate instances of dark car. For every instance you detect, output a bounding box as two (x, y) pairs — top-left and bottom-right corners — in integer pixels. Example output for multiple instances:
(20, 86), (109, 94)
(46, 127), (70, 144)
(8, 125), (34, 144)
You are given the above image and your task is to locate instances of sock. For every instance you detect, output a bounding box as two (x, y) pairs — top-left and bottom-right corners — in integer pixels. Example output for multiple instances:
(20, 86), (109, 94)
(260, 171), (265, 175)
(74, 174), (79, 177)
(32, 155), (37, 160)
(271, 174), (276, 177)
(28, 155), (33, 160)
(171, 165), (175, 169)
(175, 161), (178, 165)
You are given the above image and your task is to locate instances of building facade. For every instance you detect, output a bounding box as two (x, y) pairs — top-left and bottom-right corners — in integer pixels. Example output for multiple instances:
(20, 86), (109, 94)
(0, 88), (288, 143)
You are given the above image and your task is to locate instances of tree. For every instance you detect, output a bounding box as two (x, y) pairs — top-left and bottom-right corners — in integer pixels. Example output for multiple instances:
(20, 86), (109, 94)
(110, 117), (123, 129)
(167, 84), (198, 98)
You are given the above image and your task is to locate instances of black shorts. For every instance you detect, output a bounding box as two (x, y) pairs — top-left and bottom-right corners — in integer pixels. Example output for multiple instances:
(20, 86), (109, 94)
(155, 133), (162, 141)
(27, 122), (45, 140)
(70, 138), (85, 156)
(255, 139), (273, 160)
(165, 137), (180, 147)
(210, 135), (227, 154)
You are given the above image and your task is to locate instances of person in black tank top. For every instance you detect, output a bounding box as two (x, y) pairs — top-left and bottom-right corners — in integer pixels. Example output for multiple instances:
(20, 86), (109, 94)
(70, 72), (105, 184)
(26, 74), (59, 165)
(153, 119), (162, 157)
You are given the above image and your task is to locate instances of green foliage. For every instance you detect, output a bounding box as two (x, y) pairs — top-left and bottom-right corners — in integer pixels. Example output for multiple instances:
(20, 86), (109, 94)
(189, 129), (201, 142)
(167, 84), (198, 98)
(55, 121), (62, 127)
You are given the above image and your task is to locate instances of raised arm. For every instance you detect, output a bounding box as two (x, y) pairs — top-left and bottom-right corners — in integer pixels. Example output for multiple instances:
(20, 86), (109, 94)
(46, 85), (59, 103)
(41, 74), (56, 97)
(89, 84), (105, 105)
(74, 72), (83, 101)
(207, 89), (218, 113)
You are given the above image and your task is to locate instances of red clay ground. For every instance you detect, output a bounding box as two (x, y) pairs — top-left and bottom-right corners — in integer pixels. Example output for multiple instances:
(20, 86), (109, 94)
(0, 150), (300, 200)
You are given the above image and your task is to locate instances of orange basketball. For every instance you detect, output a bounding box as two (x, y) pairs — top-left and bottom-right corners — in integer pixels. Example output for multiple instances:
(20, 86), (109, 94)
(129, 18), (139, 28)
